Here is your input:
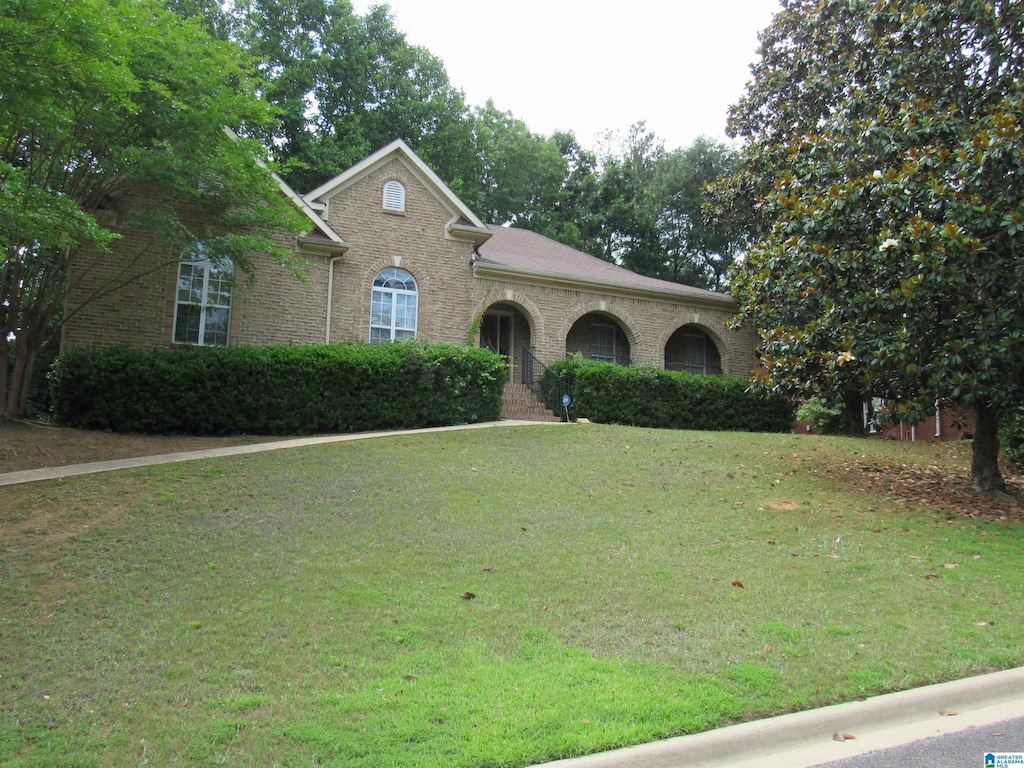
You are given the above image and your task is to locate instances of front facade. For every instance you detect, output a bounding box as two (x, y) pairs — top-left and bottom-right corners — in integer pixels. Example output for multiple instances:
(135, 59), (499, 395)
(63, 140), (759, 390)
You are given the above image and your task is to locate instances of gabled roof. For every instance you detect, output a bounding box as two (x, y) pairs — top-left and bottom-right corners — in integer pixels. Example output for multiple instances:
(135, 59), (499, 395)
(303, 139), (490, 239)
(221, 126), (348, 251)
(475, 226), (734, 307)
(272, 171), (349, 251)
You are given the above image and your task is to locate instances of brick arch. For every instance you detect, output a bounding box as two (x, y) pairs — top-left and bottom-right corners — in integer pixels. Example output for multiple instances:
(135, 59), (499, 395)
(472, 291), (545, 344)
(363, 256), (417, 284)
(557, 301), (645, 354)
(656, 320), (729, 359)
(661, 322), (729, 374)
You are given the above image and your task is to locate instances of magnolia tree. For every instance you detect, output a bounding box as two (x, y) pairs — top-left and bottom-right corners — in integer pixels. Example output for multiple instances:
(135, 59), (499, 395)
(0, 0), (304, 418)
(721, 0), (1024, 493)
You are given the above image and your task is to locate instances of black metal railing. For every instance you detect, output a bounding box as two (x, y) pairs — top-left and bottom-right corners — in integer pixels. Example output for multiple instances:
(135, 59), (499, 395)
(521, 345), (564, 415)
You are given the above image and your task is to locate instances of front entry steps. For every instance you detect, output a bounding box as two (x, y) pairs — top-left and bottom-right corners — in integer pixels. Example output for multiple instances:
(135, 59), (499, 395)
(501, 383), (562, 422)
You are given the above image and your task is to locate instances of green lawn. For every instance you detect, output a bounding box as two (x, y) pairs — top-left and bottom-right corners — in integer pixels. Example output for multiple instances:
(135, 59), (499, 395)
(1, 425), (1022, 767)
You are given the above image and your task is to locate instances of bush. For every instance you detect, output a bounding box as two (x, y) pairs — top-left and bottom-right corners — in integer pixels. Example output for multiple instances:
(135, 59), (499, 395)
(49, 342), (505, 435)
(1001, 402), (1024, 469)
(795, 397), (846, 435)
(543, 356), (791, 433)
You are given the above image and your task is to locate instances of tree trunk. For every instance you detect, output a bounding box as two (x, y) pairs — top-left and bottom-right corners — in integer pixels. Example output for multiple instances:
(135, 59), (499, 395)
(0, 342), (9, 419)
(971, 402), (1006, 494)
(3, 336), (39, 420)
(842, 388), (865, 437)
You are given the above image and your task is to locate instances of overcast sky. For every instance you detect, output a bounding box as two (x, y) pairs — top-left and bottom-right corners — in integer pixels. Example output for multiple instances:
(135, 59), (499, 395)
(354, 1), (782, 152)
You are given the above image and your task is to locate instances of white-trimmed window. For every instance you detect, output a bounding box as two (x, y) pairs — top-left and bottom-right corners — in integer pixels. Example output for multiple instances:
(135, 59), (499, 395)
(590, 323), (616, 362)
(173, 245), (233, 346)
(383, 180), (406, 212)
(370, 267), (417, 343)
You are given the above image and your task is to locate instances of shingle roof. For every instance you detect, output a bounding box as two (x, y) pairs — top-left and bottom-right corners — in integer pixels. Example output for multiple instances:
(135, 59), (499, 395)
(475, 226), (729, 302)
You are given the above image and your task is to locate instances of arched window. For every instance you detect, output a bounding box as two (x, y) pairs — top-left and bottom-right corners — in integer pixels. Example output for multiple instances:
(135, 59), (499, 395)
(370, 267), (417, 343)
(173, 243), (233, 346)
(382, 180), (406, 212)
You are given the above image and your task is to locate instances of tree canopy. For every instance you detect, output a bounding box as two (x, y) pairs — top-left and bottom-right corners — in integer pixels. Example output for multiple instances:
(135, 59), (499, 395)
(723, 0), (1024, 492)
(0, 0), (304, 417)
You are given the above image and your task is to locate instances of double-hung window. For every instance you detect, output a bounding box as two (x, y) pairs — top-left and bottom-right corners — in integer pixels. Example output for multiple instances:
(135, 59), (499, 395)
(370, 267), (417, 343)
(173, 246), (233, 346)
(590, 323), (616, 362)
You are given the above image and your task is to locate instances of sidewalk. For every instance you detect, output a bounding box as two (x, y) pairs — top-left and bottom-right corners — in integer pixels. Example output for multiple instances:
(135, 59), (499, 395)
(0, 419), (563, 487)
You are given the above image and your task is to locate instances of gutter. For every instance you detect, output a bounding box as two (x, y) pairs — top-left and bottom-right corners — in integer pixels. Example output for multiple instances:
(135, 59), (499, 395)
(472, 260), (736, 310)
(447, 222), (493, 246)
(326, 254), (345, 343)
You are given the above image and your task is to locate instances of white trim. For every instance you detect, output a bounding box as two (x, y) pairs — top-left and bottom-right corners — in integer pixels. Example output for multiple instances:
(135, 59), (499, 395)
(369, 267), (418, 343)
(221, 126), (346, 246)
(173, 258), (233, 346)
(303, 139), (488, 231)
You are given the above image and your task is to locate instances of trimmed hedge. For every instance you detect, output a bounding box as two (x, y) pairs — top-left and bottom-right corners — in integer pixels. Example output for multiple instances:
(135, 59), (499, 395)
(543, 356), (792, 433)
(50, 342), (506, 435)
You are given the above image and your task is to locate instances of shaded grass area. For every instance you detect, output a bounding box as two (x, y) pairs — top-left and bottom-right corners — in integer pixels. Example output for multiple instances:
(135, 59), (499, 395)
(1, 426), (1022, 766)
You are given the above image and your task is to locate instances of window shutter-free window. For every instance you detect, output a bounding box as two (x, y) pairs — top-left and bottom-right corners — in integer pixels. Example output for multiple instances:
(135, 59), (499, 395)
(370, 267), (417, 342)
(173, 249), (233, 346)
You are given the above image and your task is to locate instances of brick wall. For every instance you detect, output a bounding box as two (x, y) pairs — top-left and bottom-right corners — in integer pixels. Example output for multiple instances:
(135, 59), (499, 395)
(63, 195), (330, 352)
(63, 154), (760, 382)
(319, 157), (477, 345)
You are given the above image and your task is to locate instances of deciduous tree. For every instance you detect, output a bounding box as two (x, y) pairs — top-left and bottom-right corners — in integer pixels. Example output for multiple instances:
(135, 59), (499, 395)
(0, 0), (303, 419)
(655, 137), (745, 290)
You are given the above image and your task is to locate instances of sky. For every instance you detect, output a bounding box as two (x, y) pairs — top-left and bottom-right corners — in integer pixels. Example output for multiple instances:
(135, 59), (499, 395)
(353, 0), (782, 152)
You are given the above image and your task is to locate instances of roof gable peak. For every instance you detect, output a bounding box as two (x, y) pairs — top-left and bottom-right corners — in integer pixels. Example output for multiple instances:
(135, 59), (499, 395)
(302, 139), (487, 231)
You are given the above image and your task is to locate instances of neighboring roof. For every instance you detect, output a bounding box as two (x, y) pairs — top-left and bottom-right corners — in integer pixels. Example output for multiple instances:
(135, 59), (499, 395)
(475, 226), (733, 306)
(303, 139), (489, 235)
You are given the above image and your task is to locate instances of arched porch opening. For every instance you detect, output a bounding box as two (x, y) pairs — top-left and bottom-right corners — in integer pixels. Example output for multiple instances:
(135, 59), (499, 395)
(566, 312), (632, 366)
(479, 302), (533, 384)
(665, 325), (723, 375)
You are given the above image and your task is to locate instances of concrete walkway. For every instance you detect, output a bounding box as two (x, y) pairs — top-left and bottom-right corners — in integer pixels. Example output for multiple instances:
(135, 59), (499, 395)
(0, 419), (563, 487)
(3, 418), (1022, 767)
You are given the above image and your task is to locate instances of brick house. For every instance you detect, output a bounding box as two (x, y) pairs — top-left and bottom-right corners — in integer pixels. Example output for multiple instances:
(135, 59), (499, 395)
(62, 140), (758, 418)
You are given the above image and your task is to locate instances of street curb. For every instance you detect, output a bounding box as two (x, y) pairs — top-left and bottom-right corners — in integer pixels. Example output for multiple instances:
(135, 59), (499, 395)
(533, 667), (1024, 768)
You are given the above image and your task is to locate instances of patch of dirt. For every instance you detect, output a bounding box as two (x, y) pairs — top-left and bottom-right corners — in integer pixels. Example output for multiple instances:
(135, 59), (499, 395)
(829, 459), (1024, 523)
(0, 419), (268, 474)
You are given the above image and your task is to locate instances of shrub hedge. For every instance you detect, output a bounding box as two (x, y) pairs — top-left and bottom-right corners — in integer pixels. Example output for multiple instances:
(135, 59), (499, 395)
(543, 356), (792, 433)
(50, 342), (506, 435)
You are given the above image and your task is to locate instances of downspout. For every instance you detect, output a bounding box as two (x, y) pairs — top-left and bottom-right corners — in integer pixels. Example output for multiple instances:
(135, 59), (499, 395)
(326, 255), (344, 343)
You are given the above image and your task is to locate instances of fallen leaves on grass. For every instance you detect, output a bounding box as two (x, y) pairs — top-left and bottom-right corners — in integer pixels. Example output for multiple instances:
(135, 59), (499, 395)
(827, 459), (1024, 523)
(731, 580), (744, 588)
(459, 592), (476, 600)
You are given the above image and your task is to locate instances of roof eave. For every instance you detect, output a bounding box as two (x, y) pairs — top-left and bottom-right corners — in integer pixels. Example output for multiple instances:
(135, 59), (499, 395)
(472, 261), (736, 309)
(297, 234), (350, 256)
(447, 222), (493, 246)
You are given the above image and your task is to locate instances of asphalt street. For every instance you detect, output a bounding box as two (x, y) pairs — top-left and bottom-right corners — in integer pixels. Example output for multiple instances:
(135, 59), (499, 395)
(812, 716), (1024, 768)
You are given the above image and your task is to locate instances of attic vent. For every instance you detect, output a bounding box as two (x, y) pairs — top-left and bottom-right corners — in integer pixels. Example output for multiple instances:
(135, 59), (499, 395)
(383, 180), (405, 212)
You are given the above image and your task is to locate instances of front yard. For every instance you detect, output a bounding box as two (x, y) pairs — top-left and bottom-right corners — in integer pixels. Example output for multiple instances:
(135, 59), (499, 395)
(1, 424), (1021, 766)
